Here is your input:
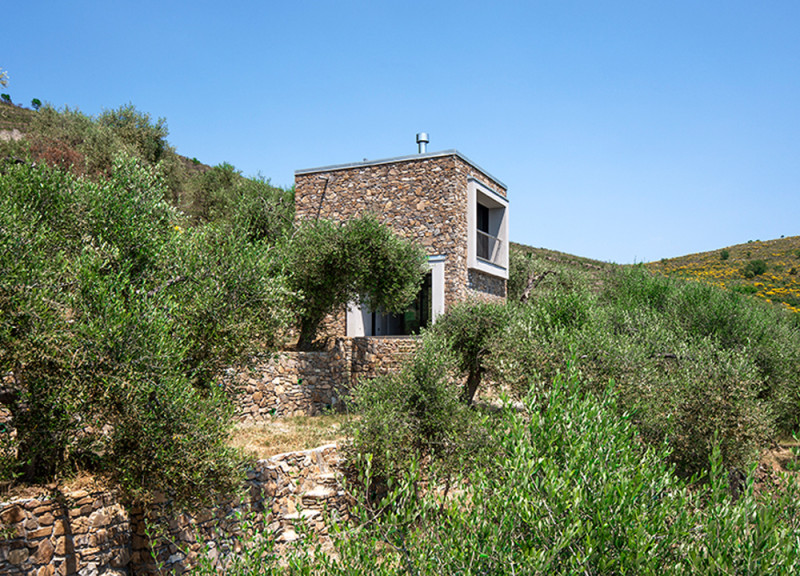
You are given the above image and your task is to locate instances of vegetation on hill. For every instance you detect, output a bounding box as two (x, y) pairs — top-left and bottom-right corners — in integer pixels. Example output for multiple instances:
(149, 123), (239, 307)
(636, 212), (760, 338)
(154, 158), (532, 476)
(4, 96), (800, 571)
(647, 236), (800, 313)
(0, 100), (292, 222)
(0, 157), (294, 502)
(215, 244), (800, 574)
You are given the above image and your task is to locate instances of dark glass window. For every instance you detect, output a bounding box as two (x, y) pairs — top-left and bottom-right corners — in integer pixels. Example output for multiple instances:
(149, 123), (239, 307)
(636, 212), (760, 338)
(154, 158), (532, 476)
(477, 203), (490, 260)
(477, 203), (490, 233)
(372, 272), (432, 335)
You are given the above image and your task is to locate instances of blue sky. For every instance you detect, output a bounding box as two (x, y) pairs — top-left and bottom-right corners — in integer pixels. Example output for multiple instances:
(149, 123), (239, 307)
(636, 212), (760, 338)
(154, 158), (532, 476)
(4, 1), (799, 263)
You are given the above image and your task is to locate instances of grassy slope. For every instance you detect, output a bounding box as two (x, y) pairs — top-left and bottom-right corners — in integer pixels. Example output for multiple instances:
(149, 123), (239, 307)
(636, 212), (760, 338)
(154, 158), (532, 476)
(646, 236), (800, 313)
(0, 101), (35, 132)
(510, 241), (613, 295)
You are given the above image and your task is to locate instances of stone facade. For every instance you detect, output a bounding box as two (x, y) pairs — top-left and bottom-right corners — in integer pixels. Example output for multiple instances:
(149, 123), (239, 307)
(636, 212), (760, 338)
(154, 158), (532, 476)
(0, 446), (348, 575)
(467, 269), (507, 300)
(294, 150), (509, 340)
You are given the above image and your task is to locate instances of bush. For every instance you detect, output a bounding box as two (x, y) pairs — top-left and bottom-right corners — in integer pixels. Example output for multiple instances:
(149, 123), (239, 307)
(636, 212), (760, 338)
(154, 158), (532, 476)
(494, 265), (798, 476)
(184, 163), (294, 243)
(720, 249), (730, 260)
(626, 342), (771, 477)
(428, 300), (509, 403)
(743, 259), (768, 278)
(97, 103), (169, 165)
(23, 104), (190, 205)
(198, 371), (800, 574)
(489, 286), (594, 398)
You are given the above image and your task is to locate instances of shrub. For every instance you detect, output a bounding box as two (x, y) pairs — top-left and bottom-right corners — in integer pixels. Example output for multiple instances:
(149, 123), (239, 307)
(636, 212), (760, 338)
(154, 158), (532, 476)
(720, 249), (730, 260)
(345, 334), (488, 499)
(97, 103), (169, 165)
(1, 93), (11, 103)
(742, 259), (768, 278)
(184, 163), (294, 243)
(496, 265), (798, 475)
(732, 284), (758, 294)
(0, 157), (293, 502)
(490, 284), (594, 397)
(428, 300), (510, 403)
(30, 98), (41, 110)
(627, 342), (771, 477)
(205, 371), (800, 575)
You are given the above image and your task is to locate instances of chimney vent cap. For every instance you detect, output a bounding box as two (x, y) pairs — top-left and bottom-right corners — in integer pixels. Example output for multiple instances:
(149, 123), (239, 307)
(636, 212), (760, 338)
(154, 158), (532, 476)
(416, 132), (429, 153)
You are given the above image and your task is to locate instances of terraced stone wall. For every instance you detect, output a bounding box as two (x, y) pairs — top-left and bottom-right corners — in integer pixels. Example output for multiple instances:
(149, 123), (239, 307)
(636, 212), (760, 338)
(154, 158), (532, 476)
(225, 336), (421, 423)
(0, 446), (347, 575)
(222, 340), (351, 422)
(350, 336), (420, 382)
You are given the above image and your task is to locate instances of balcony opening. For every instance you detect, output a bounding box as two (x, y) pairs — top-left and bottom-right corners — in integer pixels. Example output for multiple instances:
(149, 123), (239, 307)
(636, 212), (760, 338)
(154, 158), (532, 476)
(468, 178), (508, 278)
(476, 202), (503, 263)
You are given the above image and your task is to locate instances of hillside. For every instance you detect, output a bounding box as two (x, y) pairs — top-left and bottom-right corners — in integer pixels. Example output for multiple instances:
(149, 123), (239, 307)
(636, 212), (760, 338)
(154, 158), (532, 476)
(0, 101), (237, 219)
(4, 100), (800, 573)
(0, 100), (35, 132)
(646, 236), (800, 313)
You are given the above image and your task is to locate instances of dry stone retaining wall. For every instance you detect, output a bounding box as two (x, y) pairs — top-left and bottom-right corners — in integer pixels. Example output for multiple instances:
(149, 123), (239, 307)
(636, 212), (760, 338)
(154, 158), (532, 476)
(0, 488), (130, 576)
(225, 337), (419, 423)
(222, 341), (351, 422)
(351, 337), (420, 381)
(0, 445), (348, 575)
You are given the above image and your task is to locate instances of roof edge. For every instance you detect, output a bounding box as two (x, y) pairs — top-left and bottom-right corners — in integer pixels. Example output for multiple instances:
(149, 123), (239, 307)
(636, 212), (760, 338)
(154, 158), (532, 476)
(295, 149), (506, 190)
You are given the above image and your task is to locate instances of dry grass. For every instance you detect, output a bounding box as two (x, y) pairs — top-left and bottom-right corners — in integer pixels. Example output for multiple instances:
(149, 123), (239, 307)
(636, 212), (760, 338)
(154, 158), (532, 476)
(230, 414), (350, 460)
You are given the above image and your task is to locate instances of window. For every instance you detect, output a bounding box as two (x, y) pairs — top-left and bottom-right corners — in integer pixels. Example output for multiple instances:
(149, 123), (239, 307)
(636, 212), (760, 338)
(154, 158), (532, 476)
(346, 256), (445, 337)
(371, 272), (432, 336)
(467, 178), (509, 279)
(477, 203), (491, 260)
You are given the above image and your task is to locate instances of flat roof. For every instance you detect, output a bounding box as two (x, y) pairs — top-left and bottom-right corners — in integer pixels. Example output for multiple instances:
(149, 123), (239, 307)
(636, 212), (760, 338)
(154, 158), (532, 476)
(295, 149), (506, 190)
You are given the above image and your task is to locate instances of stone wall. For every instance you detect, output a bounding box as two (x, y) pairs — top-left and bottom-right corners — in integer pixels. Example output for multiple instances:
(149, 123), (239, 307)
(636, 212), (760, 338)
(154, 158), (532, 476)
(0, 488), (130, 576)
(350, 337), (420, 382)
(222, 341), (351, 422)
(0, 446), (348, 575)
(224, 337), (419, 422)
(467, 269), (506, 302)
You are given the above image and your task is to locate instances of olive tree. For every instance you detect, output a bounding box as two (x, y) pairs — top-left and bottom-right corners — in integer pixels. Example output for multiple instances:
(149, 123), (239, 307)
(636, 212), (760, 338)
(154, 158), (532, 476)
(428, 300), (510, 404)
(0, 156), (292, 503)
(287, 215), (428, 349)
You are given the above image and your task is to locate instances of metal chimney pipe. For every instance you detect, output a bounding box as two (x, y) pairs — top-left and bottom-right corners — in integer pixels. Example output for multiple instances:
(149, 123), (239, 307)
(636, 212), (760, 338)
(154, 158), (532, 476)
(416, 132), (429, 153)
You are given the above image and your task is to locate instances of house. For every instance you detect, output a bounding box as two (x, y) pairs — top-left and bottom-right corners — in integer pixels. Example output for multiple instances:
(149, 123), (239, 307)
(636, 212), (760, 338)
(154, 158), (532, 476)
(294, 134), (510, 338)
